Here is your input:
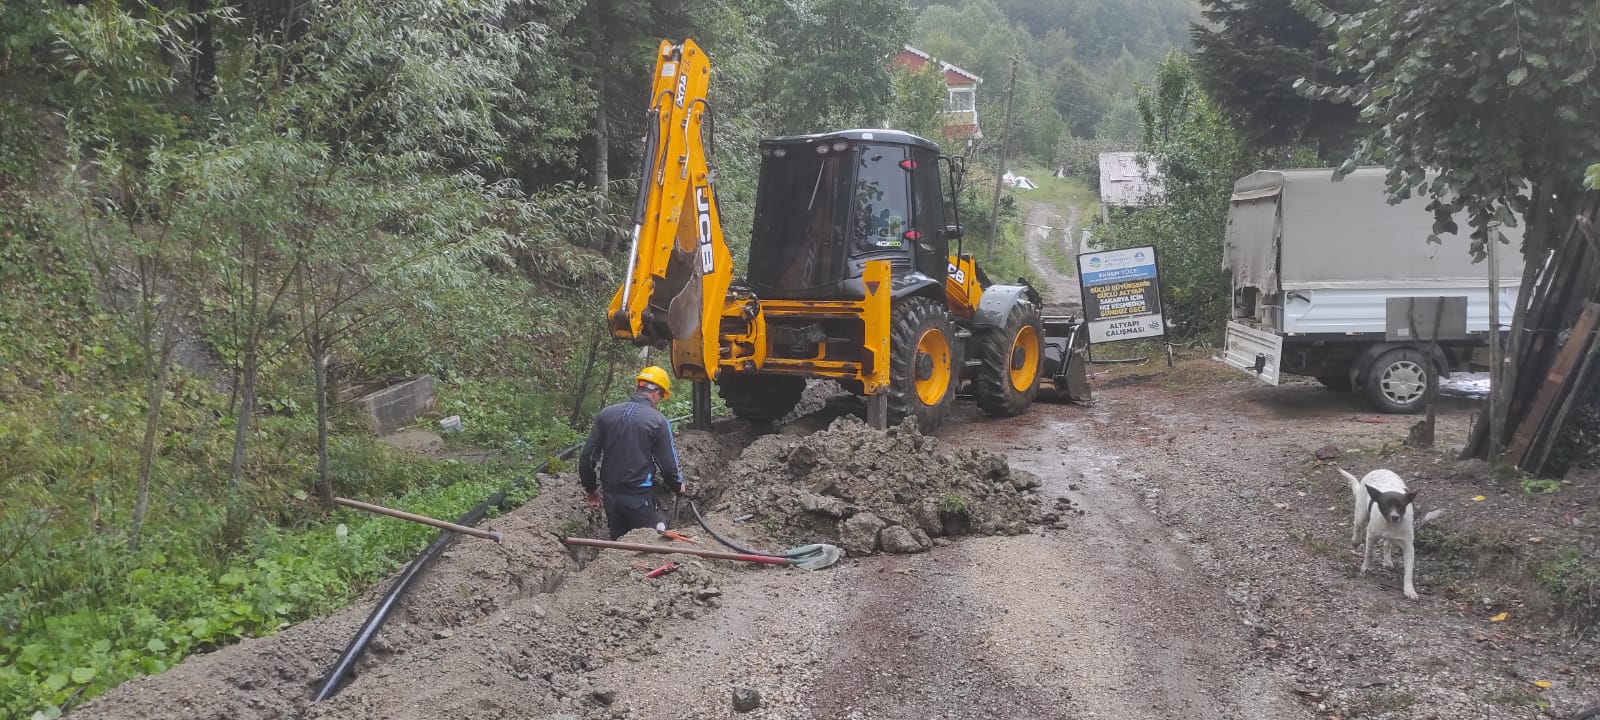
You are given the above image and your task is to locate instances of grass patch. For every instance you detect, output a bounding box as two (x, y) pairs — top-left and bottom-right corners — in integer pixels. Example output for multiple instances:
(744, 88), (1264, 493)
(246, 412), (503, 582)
(1483, 684), (1550, 710)
(1292, 528), (1334, 556)
(1368, 691), (1417, 712)
(1414, 523), (1600, 632)
(1520, 478), (1562, 495)
(1533, 547), (1600, 630)
(939, 492), (971, 513)
(1040, 225), (1075, 275)
(1009, 160), (1100, 213)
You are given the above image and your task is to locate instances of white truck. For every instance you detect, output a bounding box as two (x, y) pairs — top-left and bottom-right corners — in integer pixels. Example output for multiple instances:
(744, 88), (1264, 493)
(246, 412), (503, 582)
(1219, 167), (1524, 413)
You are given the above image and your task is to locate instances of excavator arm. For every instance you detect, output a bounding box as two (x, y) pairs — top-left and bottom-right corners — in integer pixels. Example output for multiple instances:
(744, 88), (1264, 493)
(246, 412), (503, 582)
(606, 39), (733, 381)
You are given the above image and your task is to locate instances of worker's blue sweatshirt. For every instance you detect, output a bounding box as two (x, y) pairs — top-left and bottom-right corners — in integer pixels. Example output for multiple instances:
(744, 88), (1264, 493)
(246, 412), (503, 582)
(578, 391), (682, 495)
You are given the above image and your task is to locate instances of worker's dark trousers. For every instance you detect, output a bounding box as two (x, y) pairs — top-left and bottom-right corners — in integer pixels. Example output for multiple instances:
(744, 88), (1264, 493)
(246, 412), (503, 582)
(602, 491), (664, 540)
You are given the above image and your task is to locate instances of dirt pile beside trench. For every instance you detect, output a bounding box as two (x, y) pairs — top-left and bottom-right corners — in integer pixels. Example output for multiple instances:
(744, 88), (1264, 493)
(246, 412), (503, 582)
(696, 415), (1051, 556)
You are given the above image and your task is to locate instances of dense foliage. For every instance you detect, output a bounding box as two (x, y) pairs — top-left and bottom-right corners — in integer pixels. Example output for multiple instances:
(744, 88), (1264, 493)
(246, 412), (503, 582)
(1190, 0), (1364, 160)
(908, 0), (1198, 160)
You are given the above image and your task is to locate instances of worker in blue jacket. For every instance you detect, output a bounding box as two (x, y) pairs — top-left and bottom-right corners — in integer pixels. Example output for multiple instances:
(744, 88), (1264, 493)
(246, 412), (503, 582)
(578, 366), (687, 540)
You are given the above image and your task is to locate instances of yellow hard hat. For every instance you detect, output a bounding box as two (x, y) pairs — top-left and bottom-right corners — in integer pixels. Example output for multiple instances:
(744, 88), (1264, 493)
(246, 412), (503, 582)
(635, 366), (672, 399)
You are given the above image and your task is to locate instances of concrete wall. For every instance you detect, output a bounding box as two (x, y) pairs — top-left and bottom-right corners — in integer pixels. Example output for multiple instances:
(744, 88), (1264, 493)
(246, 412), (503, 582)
(355, 375), (436, 435)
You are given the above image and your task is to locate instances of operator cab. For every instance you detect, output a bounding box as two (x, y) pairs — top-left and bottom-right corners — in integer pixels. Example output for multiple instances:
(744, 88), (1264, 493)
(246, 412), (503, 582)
(748, 129), (957, 301)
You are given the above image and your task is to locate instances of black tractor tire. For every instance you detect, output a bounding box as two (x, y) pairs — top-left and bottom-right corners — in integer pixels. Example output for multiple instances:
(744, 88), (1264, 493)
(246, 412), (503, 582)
(888, 296), (957, 433)
(716, 373), (805, 423)
(975, 300), (1044, 416)
(1364, 347), (1436, 414)
(1316, 374), (1353, 392)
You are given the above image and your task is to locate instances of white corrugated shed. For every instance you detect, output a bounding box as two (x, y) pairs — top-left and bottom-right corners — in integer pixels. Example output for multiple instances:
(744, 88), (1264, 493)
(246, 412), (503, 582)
(1098, 152), (1163, 208)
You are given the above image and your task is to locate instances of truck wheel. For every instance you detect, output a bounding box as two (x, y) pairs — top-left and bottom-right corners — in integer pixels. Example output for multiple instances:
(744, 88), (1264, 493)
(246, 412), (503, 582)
(888, 296), (955, 433)
(1316, 375), (1352, 392)
(975, 300), (1043, 416)
(716, 373), (805, 423)
(1365, 347), (1435, 414)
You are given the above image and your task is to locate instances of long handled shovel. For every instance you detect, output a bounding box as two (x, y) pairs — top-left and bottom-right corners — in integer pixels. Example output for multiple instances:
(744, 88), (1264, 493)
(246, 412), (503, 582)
(560, 536), (789, 566)
(561, 534), (840, 571)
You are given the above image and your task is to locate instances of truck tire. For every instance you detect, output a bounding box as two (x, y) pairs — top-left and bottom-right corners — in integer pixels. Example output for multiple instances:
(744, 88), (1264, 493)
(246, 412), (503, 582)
(888, 296), (956, 433)
(975, 300), (1043, 416)
(716, 373), (805, 423)
(1365, 347), (1435, 414)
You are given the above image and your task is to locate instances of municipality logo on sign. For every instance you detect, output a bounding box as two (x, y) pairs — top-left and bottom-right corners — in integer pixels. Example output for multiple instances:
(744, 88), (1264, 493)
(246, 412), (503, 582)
(1088, 257), (1102, 269)
(1134, 250), (1146, 262)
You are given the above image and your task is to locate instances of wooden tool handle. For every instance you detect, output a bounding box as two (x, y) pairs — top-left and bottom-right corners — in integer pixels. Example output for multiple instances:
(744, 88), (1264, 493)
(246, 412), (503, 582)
(561, 536), (787, 565)
(335, 497), (503, 542)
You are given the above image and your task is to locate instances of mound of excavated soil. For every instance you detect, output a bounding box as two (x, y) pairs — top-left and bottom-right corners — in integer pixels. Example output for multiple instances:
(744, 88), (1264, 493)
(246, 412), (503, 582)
(696, 415), (1048, 556)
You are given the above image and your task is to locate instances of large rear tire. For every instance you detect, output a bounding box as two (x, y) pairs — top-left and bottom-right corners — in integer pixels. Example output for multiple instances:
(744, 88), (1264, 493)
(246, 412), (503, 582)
(975, 301), (1044, 416)
(716, 373), (805, 423)
(1364, 347), (1435, 414)
(888, 297), (956, 433)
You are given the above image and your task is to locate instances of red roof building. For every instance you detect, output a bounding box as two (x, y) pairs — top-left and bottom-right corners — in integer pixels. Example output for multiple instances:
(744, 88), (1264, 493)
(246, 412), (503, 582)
(891, 45), (983, 143)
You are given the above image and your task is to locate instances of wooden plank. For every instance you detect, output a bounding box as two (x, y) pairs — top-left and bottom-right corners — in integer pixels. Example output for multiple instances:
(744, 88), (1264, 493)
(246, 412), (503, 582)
(1507, 301), (1600, 469)
(1528, 325), (1600, 475)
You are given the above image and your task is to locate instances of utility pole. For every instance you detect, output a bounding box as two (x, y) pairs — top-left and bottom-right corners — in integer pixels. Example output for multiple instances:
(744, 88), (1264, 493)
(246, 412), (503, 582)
(987, 56), (1019, 257)
(1486, 224), (1502, 458)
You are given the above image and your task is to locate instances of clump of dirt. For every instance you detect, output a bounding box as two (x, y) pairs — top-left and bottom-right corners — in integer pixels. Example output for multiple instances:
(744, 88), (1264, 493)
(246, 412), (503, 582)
(697, 415), (1049, 556)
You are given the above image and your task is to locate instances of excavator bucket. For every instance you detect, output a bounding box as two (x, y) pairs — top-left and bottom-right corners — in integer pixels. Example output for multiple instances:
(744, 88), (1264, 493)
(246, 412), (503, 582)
(1042, 315), (1092, 403)
(666, 262), (703, 339)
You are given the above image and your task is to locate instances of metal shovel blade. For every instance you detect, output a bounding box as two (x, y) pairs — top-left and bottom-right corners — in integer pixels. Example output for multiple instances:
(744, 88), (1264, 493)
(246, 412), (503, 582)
(786, 543), (842, 571)
(666, 269), (703, 340)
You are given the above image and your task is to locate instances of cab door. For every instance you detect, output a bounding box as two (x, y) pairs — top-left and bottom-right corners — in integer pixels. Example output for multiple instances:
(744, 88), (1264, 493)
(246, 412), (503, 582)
(909, 147), (948, 282)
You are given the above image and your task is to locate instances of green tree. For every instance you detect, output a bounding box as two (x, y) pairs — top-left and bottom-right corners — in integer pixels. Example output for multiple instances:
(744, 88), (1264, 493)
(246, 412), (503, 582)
(1191, 0), (1365, 160)
(890, 62), (951, 141)
(764, 0), (913, 133)
(49, 0), (226, 548)
(1096, 52), (1310, 341)
(1299, 0), (1600, 457)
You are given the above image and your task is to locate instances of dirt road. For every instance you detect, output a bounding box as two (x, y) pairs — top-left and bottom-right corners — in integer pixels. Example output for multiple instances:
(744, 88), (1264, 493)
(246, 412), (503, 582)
(1023, 200), (1087, 315)
(608, 391), (1309, 720)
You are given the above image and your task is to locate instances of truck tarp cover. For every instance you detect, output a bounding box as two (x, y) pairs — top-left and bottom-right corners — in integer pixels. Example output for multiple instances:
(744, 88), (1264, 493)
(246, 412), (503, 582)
(1224, 167), (1524, 290)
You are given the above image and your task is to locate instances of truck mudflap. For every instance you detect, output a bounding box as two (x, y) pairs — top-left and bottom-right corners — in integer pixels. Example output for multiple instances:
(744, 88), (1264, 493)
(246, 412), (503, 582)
(1222, 320), (1283, 385)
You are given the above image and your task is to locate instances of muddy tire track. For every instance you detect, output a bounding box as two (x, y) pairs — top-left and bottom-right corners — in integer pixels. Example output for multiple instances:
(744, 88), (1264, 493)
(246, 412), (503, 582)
(1023, 201), (1084, 315)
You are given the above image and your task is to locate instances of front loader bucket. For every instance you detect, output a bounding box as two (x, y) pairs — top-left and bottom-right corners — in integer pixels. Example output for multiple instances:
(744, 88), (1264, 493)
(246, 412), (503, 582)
(1042, 316), (1092, 403)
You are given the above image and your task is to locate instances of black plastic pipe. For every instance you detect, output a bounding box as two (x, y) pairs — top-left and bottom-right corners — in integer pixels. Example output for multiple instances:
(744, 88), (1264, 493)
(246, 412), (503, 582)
(311, 411), (704, 702)
(310, 441), (583, 702)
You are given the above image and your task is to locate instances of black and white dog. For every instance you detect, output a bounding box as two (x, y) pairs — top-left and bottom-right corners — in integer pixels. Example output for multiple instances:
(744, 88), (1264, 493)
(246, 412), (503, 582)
(1339, 467), (1420, 600)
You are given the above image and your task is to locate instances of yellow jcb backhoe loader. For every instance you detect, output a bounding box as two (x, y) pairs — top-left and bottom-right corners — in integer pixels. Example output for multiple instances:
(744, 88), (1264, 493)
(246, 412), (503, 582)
(607, 39), (1090, 433)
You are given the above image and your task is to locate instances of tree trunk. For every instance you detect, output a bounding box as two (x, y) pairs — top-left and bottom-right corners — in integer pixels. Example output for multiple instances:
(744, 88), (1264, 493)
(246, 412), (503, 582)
(311, 329), (333, 505)
(189, 0), (217, 100)
(130, 310), (180, 550)
(1468, 176), (1586, 461)
(568, 323), (604, 426)
(229, 340), (258, 491)
(1490, 183), (1550, 456)
(588, 0), (611, 253)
